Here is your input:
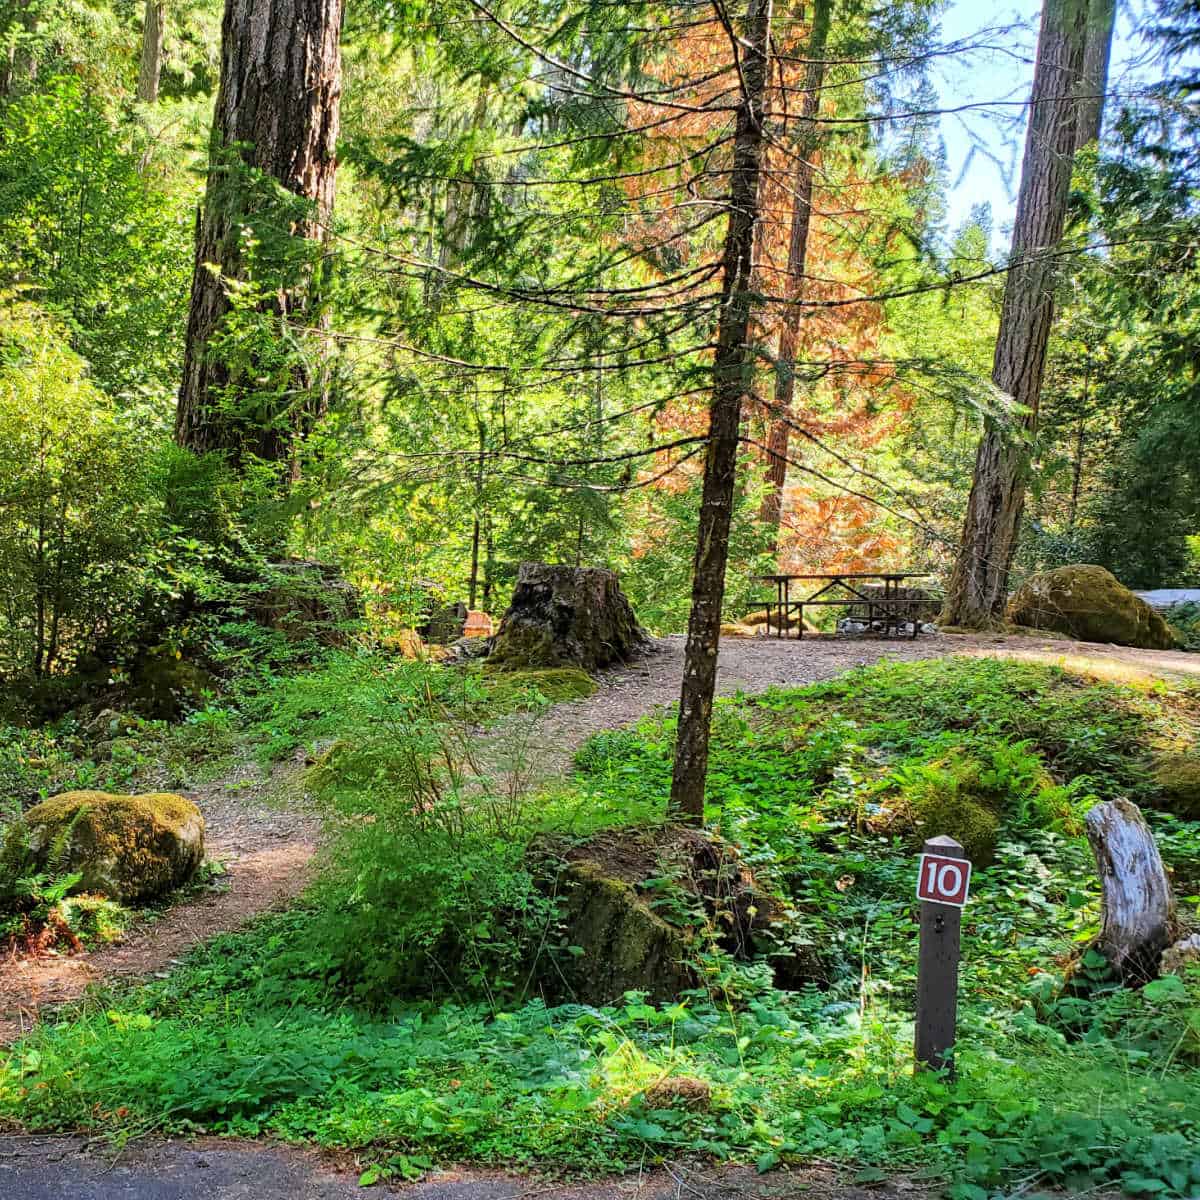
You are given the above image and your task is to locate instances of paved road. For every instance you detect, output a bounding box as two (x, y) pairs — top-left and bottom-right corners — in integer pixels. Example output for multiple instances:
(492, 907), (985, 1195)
(0, 1136), (910, 1200)
(1137, 589), (1200, 609)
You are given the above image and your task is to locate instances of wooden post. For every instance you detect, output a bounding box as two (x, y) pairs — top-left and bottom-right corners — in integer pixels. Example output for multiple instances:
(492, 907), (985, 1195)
(915, 835), (968, 1076)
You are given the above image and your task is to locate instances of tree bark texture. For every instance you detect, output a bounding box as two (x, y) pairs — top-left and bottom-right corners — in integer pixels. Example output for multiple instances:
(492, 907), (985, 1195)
(759, 0), (831, 537)
(669, 0), (774, 823)
(175, 0), (344, 465)
(1074, 0), (1115, 150)
(942, 0), (1089, 627)
(1085, 798), (1177, 983)
(137, 0), (166, 103)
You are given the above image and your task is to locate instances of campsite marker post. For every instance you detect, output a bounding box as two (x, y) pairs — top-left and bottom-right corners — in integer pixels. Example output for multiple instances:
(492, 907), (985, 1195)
(914, 835), (971, 1077)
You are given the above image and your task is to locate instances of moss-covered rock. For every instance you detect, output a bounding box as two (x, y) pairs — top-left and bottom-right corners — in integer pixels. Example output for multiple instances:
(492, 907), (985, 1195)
(17, 790), (204, 902)
(1151, 752), (1200, 819)
(883, 748), (1037, 865)
(483, 667), (598, 706)
(1007, 565), (1176, 650)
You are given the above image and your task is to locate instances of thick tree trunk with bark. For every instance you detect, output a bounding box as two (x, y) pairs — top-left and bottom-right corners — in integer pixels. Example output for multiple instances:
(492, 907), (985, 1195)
(759, 0), (831, 537)
(669, 0), (774, 824)
(175, 0), (344, 466)
(942, 0), (1091, 626)
(1086, 799), (1177, 983)
(137, 0), (165, 103)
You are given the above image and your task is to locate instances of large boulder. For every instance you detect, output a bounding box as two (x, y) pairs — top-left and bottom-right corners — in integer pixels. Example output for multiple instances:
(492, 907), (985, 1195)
(488, 563), (651, 672)
(15, 790), (205, 902)
(1007, 565), (1176, 650)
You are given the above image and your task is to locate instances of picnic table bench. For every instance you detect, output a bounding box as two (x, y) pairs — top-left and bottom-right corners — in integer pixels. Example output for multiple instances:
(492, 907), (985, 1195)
(759, 572), (941, 639)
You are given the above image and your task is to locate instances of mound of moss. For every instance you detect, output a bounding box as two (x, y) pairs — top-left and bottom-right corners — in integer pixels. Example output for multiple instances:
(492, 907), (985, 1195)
(1152, 752), (1200, 820)
(1007, 565), (1176, 650)
(16, 790), (204, 902)
(483, 666), (597, 706)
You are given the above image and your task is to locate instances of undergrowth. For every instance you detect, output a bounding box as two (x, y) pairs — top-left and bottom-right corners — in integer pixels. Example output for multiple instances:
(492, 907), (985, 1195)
(3, 656), (1200, 1197)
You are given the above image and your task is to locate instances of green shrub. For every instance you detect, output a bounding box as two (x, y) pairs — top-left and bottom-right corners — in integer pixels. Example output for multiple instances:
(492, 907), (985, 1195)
(1167, 601), (1200, 652)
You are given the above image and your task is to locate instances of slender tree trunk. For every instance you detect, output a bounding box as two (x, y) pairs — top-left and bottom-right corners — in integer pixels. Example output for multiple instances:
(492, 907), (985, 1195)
(759, 0), (832, 538)
(175, 0), (344, 467)
(469, 415), (485, 609)
(1, 0), (38, 95)
(669, 0), (774, 824)
(137, 0), (166, 103)
(941, 0), (1091, 627)
(1075, 0), (1115, 149)
(1068, 416), (1086, 529)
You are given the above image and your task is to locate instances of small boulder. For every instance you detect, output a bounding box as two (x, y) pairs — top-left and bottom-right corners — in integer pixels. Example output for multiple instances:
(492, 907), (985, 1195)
(489, 563), (651, 672)
(1162, 933), (1200, 978)
(16, 790), (204, 903)
(1007, 565), (1176, 650)
(643, 1076), (712, 1110)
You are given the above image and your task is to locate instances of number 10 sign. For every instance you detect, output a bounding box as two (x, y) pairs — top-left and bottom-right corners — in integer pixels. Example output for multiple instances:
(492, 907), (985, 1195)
(916, 852), (971, 907)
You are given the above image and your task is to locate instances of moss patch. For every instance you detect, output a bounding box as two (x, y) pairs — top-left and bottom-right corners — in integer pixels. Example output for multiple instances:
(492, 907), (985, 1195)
(483, 666), (597, 706)
(882, 746), (1059, 865)
(1152, 752), (1200, 819)
(17, 790), (204, 903)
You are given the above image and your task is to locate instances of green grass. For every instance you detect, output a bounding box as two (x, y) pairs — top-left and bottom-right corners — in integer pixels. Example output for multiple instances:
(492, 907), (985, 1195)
(3, 656), (1200, 1196)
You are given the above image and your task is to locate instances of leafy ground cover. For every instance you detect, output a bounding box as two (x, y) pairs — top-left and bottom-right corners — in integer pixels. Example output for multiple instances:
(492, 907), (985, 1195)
(3, 657), (1200, 1197)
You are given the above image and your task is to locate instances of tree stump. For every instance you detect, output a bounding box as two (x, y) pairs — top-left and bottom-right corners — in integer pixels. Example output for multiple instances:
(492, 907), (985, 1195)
(1085, 798), (1177, 982)
(487, 563), (651, 672)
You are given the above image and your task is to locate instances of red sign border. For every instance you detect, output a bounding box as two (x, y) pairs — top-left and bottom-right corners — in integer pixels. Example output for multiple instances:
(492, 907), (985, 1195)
(916, 852), (972, 907)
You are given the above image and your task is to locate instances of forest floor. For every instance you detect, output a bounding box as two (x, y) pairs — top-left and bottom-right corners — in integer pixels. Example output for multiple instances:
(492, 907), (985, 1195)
(4, 628), (1196, 1046)
(2, 630), (1189, 1196)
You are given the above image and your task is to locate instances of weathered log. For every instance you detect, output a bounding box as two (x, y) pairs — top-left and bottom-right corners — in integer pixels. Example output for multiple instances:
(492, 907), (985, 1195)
(488, 563), (651, 672)
(1085, 798), (1177, 982)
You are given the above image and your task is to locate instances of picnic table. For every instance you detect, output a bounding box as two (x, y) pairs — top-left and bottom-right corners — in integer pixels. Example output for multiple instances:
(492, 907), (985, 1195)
(759, 572), (940, 639)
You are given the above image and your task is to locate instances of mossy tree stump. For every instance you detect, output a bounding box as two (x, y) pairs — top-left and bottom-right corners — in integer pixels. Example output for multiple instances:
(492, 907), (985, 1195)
(488, 563), (651, 672)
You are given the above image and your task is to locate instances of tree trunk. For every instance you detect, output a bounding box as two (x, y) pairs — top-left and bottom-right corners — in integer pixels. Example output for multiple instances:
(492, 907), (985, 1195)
(941, 0), (1090, 627)
(137, 0), (165, 103)
(759, 0), (832, 538)
(1, 0), (38, 95)
(1074, 0), (1116, 150)
(669, 0), (774, 824)
(1085, 798), (1177, 983)
(175, 0), (344, 467)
